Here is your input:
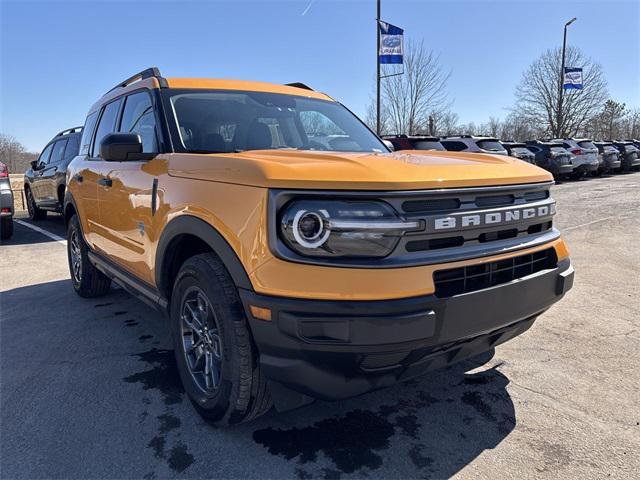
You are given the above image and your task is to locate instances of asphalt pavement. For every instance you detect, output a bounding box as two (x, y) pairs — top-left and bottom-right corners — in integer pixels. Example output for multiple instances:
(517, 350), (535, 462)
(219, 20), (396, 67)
(1, 173), (638, 479)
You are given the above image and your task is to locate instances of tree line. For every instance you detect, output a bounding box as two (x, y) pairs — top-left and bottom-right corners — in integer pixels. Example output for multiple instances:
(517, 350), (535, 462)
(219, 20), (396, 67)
(368, 41), (640, 142)
(0, 134), (39, 174)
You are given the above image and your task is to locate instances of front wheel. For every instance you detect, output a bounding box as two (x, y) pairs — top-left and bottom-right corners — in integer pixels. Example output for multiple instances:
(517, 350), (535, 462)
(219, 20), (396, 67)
(67, 215), (111, 297)
(170, 253), (271, 426)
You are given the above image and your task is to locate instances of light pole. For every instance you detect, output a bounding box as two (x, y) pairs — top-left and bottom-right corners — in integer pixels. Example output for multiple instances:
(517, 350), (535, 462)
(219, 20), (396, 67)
(376, 0), (381, 135)
(558, 17), (577, 137)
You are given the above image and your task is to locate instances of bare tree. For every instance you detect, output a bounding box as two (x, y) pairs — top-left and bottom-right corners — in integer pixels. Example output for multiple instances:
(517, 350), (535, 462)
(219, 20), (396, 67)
(427, 108), (459, 136)
(0, 134), (39, 173)
(514, 46), (608, 138)
(622, 108), (640, 139)
(368, 40), (451, 135)
(585, 100), (627, 140)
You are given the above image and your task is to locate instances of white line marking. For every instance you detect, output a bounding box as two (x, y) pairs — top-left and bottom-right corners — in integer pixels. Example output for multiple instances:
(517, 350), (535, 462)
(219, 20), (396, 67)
(563, 214), (632, 232)
(14, 219), (67, 245)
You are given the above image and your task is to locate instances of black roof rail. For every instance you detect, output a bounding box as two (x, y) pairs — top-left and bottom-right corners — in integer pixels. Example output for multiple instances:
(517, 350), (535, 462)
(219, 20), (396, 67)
(105, 67), (168, 95)
(285, 82), (314, 91)
(55, 126), (83, 137)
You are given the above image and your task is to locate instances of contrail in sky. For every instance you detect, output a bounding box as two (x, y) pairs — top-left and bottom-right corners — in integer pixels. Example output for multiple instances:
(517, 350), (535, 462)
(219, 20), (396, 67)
(302, 0), (317, 16)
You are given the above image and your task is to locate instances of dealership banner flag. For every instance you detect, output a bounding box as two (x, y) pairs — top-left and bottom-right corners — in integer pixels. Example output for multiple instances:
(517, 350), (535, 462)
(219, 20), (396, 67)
(378, 21), (404, 64)
(563, 67), (583, 90)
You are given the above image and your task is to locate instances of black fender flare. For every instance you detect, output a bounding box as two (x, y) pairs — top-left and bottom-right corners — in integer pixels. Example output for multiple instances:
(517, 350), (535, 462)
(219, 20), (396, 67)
(155, 215), (253, 298)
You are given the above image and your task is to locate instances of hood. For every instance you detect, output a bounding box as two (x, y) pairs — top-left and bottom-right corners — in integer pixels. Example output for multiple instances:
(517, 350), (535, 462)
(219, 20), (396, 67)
(167, 149), (552, 190)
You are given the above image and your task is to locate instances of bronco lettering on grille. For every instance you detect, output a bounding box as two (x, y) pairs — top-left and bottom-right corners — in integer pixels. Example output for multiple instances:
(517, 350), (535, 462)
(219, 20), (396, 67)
(431, 202), (556, 231)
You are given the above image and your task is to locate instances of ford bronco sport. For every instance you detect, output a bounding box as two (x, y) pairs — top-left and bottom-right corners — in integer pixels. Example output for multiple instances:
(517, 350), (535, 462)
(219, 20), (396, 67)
(64, 68), (574, 425)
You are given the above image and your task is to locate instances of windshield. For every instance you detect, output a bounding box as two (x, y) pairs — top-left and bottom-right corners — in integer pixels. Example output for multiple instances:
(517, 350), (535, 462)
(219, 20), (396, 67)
(413, 140), (445, 151)
(167, 90), (386, 154)
(477, 140), (506, 152)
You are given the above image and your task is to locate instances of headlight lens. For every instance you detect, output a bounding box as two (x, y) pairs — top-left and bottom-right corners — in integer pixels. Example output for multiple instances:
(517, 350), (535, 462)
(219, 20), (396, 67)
(280, 200), (420, 258)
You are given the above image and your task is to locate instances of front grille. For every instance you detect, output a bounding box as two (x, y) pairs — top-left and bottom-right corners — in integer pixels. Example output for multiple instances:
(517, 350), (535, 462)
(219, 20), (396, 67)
(433, 248), (558, 298)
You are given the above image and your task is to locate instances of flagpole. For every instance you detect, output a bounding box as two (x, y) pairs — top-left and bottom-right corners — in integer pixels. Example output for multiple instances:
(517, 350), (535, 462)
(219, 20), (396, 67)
(376, 0), (381, 136)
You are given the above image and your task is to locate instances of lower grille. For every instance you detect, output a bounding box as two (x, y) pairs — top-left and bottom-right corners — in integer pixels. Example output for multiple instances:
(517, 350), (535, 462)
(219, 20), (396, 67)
(433, 248), (557, 298)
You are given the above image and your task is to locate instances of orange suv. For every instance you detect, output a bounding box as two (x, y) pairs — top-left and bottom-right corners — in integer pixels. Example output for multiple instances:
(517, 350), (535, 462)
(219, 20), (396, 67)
(64, 68), (574, 425)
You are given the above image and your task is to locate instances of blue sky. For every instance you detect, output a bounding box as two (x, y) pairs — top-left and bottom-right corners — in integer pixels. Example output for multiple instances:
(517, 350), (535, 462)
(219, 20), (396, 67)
(1, 0), (638, 151)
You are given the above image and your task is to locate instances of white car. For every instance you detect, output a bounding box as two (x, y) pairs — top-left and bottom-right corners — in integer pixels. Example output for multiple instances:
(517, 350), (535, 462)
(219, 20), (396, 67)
(551, 138), (599, 177)
(440, 136), (508, 156)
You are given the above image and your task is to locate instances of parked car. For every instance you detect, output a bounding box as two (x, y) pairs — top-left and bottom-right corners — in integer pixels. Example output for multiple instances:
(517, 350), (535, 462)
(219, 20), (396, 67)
(501, 142), (536, 164)
(525, 141), (575, 179)
(440, 135), (508, 155)
(24, 127), (82, 220)
(383, 135), (445, 151)
(550, 138), (599, 178)
(593, 141), (621, 174)
(610, 141), (640, 171)
(64, 67), (573, 425)
(0, 161), (14, 240)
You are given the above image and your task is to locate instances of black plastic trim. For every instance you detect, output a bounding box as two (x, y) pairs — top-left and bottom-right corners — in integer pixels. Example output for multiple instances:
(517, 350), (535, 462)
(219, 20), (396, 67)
(155, 215), (253, 299)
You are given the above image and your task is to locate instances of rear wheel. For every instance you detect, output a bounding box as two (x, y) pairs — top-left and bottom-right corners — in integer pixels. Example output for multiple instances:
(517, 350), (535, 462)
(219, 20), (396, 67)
(67, 215), (111, 297)
(26, 187), (47, 220)
(0, 217), (13, 240)
(170, 253), (271, 426)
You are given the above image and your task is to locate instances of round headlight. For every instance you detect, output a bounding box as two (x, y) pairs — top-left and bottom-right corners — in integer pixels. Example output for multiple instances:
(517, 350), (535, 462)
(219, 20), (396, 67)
(279, 200), (421, 259)
(292, 209), (330, 248)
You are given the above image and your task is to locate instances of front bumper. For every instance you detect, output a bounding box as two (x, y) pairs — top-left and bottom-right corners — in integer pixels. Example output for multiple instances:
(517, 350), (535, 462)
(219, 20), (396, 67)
(241, 258), (574, 410)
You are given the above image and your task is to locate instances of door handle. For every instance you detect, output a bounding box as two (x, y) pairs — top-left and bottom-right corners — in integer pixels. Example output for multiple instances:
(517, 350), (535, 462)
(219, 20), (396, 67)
(97, 177), (112, 187)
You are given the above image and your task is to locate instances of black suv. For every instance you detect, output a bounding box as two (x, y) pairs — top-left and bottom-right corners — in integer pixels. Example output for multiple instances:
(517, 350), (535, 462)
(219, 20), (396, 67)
(383, 135), (445, 151)
(24, 127), (82, 220)
(524, 141), (575, 178)
(593, 141), (621, 174)
(501, 141), (536, 164)
(611, 141), (640, 171)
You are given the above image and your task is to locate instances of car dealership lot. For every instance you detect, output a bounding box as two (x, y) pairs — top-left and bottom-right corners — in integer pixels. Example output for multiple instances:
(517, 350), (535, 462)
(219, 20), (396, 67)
(1, 173), (638, 479)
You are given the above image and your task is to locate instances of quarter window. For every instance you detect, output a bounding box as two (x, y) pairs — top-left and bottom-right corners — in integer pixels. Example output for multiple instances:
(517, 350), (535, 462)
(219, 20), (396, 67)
(64, 135), (80, 161)
(91, 99), (122, 158)
(119, 91), (157, 152)
(441, 141), (467, 152)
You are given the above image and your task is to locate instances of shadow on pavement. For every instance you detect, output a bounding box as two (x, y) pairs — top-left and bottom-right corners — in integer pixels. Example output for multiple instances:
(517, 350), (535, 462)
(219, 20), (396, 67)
(1, 277), (517, 479)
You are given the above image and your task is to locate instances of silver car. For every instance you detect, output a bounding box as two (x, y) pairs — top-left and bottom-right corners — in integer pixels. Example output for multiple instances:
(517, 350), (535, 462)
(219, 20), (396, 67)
(551, 138), (599, 177)
(0, 161), (14, 240)
(440, 135), (508, 156)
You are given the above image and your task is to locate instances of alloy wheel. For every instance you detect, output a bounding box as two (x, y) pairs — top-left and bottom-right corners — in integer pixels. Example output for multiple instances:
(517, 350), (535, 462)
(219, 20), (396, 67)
(69, 230), (82, 283)
(181, 287), (222, 393)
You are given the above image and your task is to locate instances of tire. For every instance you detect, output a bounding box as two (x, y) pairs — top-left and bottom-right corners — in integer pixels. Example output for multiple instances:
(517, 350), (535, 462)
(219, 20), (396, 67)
(26, 186), (47, 220)
(170, 253), (271, 426)
(0, 216), (13, 240)
(67, 215), (111, 298)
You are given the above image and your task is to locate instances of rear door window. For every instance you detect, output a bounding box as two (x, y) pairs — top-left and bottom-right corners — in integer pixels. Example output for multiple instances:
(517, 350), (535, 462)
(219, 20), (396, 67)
(91, 99), (122, 157)
(511, 147), (532, 156)
(551, 147), (568, 155)
(64, 135), (80, 161)
(50, 139), (68, 164)
(119, 91), (157, 152)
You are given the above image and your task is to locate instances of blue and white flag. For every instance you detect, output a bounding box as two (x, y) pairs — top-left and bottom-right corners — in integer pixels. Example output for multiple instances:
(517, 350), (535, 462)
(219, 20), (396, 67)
(378, 21), (404, 64)
(563, 67), (583, 90)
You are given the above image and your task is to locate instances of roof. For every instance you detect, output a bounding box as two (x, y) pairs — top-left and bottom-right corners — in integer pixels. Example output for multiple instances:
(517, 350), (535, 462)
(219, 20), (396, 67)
(89, 67), (333, 114)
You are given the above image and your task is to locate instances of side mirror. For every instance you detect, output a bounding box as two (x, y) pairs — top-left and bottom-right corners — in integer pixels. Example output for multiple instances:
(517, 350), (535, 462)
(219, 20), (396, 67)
(30, 160), (38, 170)
(383, 140), (395, 152)
(100, 133), (143, 162)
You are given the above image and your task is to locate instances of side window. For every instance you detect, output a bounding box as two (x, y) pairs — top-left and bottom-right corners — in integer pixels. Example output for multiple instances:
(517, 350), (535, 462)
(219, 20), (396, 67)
(79, 112), (99, 155)
(50, 139), (68, 164)
(442, 141), (467, 152)
(64, 135), (80, 161)
(91, 99), (122, 157)
(37, 143), (54, 167)
(119, 91), (157, 152)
